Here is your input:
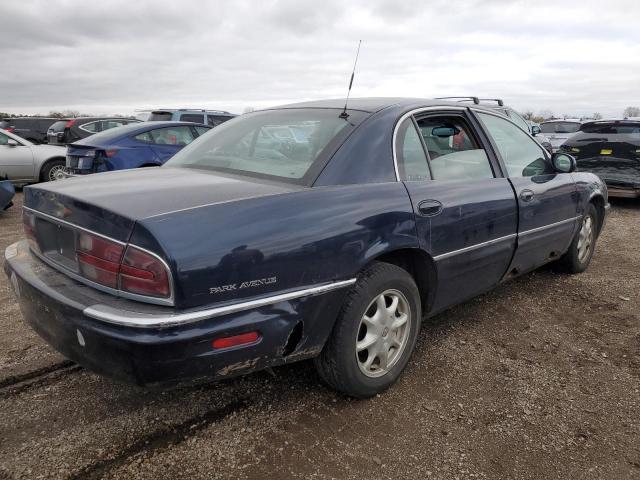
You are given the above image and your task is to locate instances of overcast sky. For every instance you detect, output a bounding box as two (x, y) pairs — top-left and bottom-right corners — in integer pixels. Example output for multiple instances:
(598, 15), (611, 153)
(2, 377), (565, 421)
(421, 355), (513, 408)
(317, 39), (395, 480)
(2, 0), (639, 117)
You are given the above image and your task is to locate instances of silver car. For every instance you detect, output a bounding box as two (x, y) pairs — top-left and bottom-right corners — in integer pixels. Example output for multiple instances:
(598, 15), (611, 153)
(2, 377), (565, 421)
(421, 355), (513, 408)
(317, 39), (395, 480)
(539, 119), (582, 153)
(0, 128), (67, 183)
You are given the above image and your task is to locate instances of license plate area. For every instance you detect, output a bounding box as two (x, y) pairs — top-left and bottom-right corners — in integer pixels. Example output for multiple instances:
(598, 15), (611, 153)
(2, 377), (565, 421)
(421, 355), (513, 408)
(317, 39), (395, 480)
(35, 218), (78, 271)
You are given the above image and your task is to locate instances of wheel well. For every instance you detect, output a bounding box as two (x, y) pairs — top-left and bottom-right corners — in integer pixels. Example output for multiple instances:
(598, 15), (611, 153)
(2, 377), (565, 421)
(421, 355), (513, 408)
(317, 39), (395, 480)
(590, 195), (605, 234)
(39, 157), (66, 179)
(370, 248), (436, 315)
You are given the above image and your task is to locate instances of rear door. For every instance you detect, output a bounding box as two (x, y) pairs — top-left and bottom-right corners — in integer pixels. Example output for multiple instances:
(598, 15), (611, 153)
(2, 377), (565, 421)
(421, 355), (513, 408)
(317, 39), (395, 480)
(0, 132), (35, 181)
(397, 109), (518, 313)
(474, 111), (579, 276)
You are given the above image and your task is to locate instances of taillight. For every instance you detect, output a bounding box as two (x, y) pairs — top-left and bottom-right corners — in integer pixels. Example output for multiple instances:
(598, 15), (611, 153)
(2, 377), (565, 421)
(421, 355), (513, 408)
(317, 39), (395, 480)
(22, 210), (37, 246)
(76, 232), (124, 288)
(105, 149), (118, 157)
(64, 119), (76, 128)
(74, 232), (170, 299)
(119, 246), (170, 298)
(6, 127), (14, 133)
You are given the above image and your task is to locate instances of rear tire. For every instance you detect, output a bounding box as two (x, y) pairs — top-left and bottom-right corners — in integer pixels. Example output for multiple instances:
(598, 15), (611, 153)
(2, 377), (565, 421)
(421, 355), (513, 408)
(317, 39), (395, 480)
(40, 159), (67, 182)
(314, 262), (422, 398)
(556, 203), (598, 273)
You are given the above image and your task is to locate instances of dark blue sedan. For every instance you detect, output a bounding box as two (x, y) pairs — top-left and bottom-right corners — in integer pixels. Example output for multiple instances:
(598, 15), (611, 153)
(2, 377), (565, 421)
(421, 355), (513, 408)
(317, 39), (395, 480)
(5, 98), (609, 397)
(65, 121), (211, 174)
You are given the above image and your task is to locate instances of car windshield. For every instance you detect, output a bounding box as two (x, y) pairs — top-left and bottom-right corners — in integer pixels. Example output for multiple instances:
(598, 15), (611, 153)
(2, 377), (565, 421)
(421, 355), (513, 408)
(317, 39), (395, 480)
(48, 121), (68, 132)
(540, 122), (581, 134)
(165, 108), (366, 184)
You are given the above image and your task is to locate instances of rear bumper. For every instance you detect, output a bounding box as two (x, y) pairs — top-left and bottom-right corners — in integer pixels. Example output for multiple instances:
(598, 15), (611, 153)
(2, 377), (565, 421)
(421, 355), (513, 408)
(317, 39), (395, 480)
(5, 240), (349, 386)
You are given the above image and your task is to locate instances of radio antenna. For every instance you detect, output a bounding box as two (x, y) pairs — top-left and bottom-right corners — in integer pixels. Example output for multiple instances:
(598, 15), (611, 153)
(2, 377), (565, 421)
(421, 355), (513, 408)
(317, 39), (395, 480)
(339, 40), (362, 119)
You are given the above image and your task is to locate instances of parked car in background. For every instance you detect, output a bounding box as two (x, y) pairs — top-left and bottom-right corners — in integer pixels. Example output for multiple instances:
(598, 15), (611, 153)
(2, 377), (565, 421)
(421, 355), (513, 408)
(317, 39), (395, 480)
(47, 117), (141, 145)
(0, 128), (67, 182)
(437, 98), (553, 153)
(148, 109), (235, 127)
(560, 119), (640, 197)
(0, 117), (59, 144)
(540, 119), (582, 152)
(66, 121), (211, 175)
(0, 178), (15, 210)
(6, 98), (608, 398)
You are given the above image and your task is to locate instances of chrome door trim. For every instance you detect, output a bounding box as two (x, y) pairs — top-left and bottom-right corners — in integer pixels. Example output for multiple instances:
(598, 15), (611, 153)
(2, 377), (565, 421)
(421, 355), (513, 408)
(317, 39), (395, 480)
(433, 233), (517, 261)
(518, 215), (581, 237)
(83, 278), (357, 328)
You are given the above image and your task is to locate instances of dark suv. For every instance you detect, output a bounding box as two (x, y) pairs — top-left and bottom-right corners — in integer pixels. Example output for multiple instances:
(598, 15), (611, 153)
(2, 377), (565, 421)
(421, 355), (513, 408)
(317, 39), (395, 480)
(0, 117), (60, 144)
(560, 119), (640, 197)
(47, 117), (141, 145)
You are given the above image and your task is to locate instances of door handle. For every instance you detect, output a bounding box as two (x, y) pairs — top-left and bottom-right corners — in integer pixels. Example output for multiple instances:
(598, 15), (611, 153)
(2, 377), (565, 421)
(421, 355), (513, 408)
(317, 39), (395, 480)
(520, 189), (535, 202)
(418, 199), (443, 217)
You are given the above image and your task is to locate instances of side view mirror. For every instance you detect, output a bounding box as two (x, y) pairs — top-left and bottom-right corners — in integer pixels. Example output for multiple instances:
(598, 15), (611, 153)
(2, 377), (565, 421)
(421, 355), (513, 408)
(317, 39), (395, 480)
(6, 139), (19, 147)
(531, 125), (541, 136)
(552, 153), (576, 173)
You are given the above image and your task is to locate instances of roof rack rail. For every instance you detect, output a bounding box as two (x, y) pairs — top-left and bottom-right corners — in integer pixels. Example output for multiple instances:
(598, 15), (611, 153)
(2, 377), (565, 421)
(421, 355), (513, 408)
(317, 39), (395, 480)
(435, 96), (480, 104)
(478, 98), (504, 106)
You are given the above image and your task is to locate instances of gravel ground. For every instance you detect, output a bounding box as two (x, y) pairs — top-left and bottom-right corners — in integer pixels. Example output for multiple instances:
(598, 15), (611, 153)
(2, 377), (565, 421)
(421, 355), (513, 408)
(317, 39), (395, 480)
(0, 191), (638, 480)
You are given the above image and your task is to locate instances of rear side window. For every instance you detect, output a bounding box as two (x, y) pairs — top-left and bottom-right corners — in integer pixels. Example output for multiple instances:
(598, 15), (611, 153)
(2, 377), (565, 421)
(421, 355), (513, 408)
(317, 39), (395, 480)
(395, 118), (430, 181)
(79, 121), (100, 133)
(207, 115), (232, 126)
(194, 126), (210, 136)
(102, 120), (127, 130)
(478, 112), (552, 177)
(417, 116), (494, 181)
(137, 126), (196, 145)
(148, 112), (174, 121)
(179, 114), (204, 123)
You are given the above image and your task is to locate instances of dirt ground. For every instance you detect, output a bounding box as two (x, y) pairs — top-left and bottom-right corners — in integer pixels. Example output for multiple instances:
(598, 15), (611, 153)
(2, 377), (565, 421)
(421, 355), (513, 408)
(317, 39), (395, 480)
(0, 191), (638, 480)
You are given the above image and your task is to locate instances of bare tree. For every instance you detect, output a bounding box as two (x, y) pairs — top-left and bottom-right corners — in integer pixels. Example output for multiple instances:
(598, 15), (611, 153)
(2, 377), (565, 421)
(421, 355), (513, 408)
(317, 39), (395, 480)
(522, 111), (534, 121)
(592, 112), (603, 120)
(623, 106), (640, 118)
(538, 110), (554, 121)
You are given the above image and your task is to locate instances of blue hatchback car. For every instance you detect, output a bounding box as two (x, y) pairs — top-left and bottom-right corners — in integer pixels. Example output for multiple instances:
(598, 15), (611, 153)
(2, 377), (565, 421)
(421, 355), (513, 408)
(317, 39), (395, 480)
(6, 98), (609, 398)
(66, 121), (211, 174)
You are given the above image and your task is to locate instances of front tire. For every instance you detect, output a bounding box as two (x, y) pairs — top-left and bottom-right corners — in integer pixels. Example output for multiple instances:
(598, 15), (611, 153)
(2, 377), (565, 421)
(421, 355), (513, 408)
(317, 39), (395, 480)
(40, 159), (67, 182)
(557, 203), (598, 273)
(314, 262), (422, 398)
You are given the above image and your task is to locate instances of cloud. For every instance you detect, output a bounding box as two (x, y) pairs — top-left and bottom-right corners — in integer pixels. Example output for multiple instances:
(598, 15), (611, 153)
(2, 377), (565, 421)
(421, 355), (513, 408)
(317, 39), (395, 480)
(1, 0), (639, 117)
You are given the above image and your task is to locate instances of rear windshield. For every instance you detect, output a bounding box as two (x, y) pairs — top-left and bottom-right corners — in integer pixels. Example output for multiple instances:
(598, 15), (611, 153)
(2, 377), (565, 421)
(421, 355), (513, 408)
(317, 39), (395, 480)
(580, 122), (640, 134)
(540, 122), (581, 134)
(48, 121), (68, 132)
(149, 112), (174, 121)
(165, 108), (367, 184)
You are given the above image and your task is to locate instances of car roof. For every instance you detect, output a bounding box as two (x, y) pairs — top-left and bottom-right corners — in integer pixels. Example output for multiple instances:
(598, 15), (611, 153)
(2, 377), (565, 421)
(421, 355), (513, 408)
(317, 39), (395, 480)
(581, 119), (640, 127)
(151, 109), (233, 115)
(268, 97), (497, 114)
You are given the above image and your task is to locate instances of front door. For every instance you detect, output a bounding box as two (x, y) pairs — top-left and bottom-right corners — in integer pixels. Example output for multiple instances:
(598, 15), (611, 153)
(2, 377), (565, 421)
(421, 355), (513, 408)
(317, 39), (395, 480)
(0, 132), (35, 181)
(396, 111), (518, 314)
(474, 111), (579, 276)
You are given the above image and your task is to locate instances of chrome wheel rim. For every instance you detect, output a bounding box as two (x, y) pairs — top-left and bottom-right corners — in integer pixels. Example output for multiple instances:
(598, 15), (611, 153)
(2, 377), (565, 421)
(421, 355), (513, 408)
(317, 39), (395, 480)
(356, 289), (411, 378)
(48, 165), (67, 181)
(577, 215), (594, 262)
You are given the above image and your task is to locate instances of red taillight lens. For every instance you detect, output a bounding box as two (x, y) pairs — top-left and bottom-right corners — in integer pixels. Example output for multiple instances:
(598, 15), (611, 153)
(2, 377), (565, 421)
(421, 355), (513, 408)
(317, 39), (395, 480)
(105, 149), (118, 157)
(76, 232), (124, 288)
(6, 127), (14, 133)
(119, 246), (170, 298)
(212, 332), (261, 350)
(64, 119), (76, 128)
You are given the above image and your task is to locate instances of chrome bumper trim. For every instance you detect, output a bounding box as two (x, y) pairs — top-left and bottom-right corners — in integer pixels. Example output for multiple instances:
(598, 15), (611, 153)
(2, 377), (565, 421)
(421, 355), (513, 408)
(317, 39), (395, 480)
(83, 278), (357, 328)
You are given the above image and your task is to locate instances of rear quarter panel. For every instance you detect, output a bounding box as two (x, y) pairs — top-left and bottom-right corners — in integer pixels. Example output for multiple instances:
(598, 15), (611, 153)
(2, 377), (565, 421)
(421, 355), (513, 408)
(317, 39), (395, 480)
(133, 182), (417, 309)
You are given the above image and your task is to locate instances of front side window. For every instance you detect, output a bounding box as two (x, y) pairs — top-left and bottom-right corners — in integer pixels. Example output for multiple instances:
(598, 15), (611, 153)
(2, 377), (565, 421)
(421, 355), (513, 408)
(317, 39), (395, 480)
(0, 133), (10, 145)
(478, 112), (552, 177)
(165, 109), (366, 183)
(506, 110), (531, 133)
(416, 116), (494, 181)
